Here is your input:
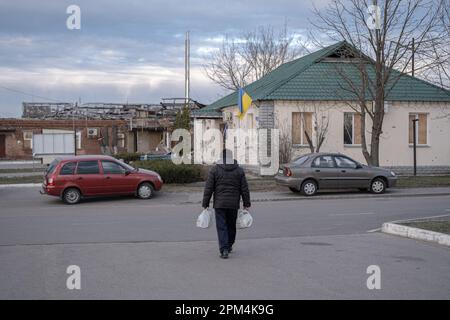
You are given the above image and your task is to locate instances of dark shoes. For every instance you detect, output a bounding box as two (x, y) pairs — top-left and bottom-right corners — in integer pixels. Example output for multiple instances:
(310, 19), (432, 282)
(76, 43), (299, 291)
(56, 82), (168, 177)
(220, 249), (229, 259)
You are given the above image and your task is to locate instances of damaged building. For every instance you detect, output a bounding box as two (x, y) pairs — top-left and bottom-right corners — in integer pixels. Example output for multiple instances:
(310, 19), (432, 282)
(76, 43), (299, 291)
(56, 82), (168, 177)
(0, 100), (203, 162)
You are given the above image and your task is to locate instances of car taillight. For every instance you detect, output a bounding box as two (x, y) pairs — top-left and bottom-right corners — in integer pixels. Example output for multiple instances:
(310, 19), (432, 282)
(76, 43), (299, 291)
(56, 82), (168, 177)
(47, 178), (55, 186)
(284, 167), (292, 177)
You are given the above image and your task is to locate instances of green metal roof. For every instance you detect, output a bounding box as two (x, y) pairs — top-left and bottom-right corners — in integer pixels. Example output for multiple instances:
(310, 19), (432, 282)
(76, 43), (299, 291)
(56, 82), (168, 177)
(200, 41), (450, 114)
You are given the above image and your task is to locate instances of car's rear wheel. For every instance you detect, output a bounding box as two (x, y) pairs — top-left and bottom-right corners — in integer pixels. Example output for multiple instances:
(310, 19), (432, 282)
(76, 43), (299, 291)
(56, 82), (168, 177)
(370, 178), (386, 194)
(137, 182), (154, 199)
(289, 187), (300, 193)
(301, 180), (318, 196)
(63, 188), (81, 205)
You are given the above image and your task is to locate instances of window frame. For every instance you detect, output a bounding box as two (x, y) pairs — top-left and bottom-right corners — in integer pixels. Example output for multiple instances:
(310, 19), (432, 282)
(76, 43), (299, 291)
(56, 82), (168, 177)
(292, 155), (309, 166)
(101, 160), (127, 175)
(311, 155), (337, 168)
(343, 112), (362, 146)
(292, 112), (313, 147)
(408, 113), (428, 146)
(76, 160), (100, 175)
(45, 159), (60, 176)
(23, 131), (33, 149)
(334, 155), (358, 169)
(59, 161), (77, 176)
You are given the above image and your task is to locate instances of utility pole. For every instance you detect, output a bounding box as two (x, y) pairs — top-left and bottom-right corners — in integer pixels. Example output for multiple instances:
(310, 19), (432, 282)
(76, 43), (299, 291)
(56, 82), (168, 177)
(185, 31), (190, 108)
(411, 37), (415, 77)
(73, 102), (77, 156)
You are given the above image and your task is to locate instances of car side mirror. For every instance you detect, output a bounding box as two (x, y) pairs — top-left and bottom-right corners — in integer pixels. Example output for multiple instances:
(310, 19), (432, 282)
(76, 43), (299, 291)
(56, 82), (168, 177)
(356, 164), (363, 169)
(125, 170), (131, 176)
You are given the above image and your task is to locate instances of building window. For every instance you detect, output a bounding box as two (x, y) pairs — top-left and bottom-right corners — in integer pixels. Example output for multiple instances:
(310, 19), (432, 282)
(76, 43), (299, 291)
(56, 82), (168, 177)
(343, 113), (361, 145)
(117, 133), (125, 148)
(409, 113), (428, 145)
(292, 112), (312, 145)
(23, 131), (33, 149)
(76, 131), (82, 150)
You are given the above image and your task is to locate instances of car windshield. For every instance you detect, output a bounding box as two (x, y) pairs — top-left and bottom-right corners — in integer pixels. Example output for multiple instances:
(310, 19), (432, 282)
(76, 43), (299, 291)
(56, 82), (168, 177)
(292, 155), (309, 166)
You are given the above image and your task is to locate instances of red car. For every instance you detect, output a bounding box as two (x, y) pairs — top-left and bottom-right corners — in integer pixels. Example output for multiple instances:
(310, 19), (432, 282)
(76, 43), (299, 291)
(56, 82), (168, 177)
(41, 155), (163, 204)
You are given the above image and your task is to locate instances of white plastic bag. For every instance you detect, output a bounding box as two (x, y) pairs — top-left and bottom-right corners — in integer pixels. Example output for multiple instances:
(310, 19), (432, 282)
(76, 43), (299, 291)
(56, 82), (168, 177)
(196, 208), (213, 229)
(237, 209), (253, 229)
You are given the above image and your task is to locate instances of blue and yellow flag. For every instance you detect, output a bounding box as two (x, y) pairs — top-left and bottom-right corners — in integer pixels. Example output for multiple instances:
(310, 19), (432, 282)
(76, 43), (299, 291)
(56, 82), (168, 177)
(238, 88), (252, 120)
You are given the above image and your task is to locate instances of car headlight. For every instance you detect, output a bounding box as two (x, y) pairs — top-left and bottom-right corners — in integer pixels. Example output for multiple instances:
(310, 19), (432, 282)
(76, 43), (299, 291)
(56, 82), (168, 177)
(390, 171), (396, 177)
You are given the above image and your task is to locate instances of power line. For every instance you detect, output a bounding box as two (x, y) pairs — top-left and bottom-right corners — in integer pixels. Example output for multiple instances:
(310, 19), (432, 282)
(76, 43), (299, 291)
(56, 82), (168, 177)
(0, 84), (68, 102)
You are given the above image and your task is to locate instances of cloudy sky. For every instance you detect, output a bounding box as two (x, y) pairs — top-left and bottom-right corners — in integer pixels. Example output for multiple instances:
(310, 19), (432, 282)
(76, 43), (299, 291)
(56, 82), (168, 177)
(0, 0), (330, 117)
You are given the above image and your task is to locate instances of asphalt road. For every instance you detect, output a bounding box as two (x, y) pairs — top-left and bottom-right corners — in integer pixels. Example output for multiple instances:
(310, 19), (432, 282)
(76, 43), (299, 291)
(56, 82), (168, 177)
(0, 187), (449, 299)
(1, 187), (450, 246)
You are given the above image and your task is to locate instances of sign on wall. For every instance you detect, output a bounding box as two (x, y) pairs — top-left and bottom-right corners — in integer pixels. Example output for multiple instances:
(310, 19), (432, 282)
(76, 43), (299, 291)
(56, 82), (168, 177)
(32, 133), (75, 155)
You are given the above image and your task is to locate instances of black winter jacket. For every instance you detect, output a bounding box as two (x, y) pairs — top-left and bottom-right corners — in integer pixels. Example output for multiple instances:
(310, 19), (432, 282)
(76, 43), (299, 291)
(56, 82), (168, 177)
(202, 160), (251, 209)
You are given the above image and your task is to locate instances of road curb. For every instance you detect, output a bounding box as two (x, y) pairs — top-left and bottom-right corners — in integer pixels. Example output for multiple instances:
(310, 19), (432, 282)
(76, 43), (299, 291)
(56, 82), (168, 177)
(0, 183), (42, 188)
(382, 222), (450, 247)
(252, 192), (450, 202)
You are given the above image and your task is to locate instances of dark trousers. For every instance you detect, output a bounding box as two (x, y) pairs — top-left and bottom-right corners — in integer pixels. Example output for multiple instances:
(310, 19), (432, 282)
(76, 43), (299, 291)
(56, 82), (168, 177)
(214, 208), (238, 252)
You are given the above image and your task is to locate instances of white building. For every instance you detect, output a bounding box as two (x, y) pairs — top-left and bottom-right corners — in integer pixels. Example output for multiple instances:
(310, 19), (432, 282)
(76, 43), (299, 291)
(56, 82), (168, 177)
(193, 41), (450, 173)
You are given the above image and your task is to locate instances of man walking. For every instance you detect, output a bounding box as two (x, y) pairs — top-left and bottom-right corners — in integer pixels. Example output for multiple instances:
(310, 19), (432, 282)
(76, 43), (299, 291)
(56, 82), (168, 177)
(202, 149), (251, 259)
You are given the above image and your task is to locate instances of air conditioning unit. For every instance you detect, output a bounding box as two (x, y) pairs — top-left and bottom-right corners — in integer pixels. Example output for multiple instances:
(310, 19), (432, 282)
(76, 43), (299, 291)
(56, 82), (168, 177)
(87, 128), (98, 138)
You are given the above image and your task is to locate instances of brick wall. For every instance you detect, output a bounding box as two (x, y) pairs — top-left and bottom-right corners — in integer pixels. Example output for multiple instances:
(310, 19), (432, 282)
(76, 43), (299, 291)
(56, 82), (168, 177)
(0, 118), (129, 160)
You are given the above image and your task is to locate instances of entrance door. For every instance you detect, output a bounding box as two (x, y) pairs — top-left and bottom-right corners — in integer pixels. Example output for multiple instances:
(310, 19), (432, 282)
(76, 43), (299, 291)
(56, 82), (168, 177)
(0, 135), (5, 158)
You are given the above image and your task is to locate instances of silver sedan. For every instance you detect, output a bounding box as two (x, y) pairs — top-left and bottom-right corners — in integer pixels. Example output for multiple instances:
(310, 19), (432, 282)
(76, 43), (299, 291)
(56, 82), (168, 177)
(274, 153), (397, 196)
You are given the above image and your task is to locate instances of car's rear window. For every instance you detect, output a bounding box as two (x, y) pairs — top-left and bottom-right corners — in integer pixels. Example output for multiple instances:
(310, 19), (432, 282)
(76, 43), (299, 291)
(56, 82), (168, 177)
(60, 162), (77, 175)
(293, 155), (309, 166)
(76, 161), (100, 174)
(45, 159), (59, 176)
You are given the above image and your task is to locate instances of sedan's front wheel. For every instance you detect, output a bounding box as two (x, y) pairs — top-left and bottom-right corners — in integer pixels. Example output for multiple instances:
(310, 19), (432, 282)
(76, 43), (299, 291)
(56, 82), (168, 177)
(370, 178), (386, 194)
(137, 182), (154, 199)
(301, 180), (318, 196)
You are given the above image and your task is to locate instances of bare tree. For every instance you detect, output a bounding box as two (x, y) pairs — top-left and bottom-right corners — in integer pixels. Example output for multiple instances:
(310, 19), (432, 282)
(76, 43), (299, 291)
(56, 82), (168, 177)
(203, 37), (252, 91)
(275, 112), (293, 164)
(204, 25), (302, 91)
(310, 0), (446, 166)
(417, 0), (450, 89)
(278, 127), (293, 165)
